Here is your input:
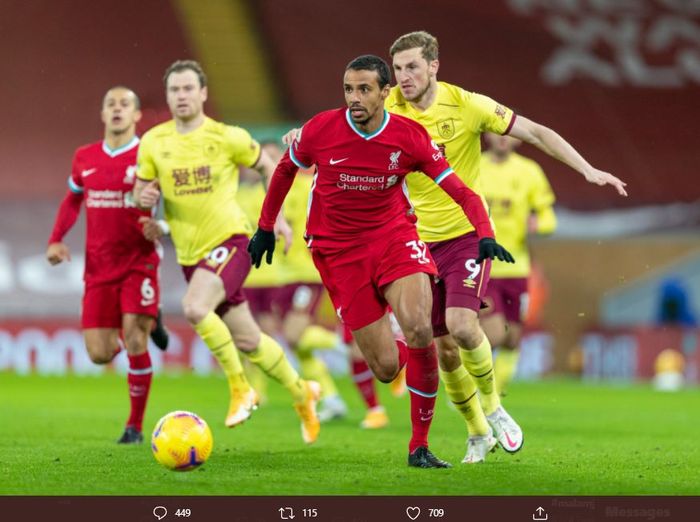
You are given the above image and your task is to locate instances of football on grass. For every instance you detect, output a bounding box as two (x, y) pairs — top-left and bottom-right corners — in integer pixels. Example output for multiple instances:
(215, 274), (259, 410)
(151, 411), (213, 471)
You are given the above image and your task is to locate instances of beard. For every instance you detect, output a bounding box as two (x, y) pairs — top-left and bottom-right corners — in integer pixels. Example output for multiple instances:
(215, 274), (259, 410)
(405, 80), (431, 103)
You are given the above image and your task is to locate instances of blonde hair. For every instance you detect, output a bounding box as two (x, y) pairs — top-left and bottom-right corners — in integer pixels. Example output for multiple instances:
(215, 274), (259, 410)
(389, 31), (439, 62)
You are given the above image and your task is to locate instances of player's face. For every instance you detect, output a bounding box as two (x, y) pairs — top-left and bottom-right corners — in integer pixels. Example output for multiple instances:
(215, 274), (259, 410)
(484, 132), (521, 156)
(101, 88), (141, 135)
(166, 69), (207, 122)
(343, 69), (390, 127)
(392, 47), (438, 103)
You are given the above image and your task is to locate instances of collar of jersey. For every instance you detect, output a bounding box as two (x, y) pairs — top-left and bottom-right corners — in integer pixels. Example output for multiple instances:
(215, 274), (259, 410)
(102, 136), (140, 158)
(345, 109), (390, 140)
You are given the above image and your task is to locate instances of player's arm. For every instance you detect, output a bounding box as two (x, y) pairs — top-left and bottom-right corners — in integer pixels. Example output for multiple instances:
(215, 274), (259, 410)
(133, 133), (161, 210)
(46, 189), (83, 265)
(252, 148), (293, 253)
(248, 149), (301, 268)
(508, 116), (628, 197)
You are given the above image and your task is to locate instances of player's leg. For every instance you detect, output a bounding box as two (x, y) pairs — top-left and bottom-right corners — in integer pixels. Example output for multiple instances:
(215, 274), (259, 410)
(431, 274), (492, 462)
(118, 271), (161, 443)
(242, 287), (280, 405)
(281, 284), (347, 422)
(181, 267), (254, 427)
(435, 333), (495, 463)
(487, 278), (529, 397)
(480, 292), (510, 396)
(83, 328), (122, 364)
(222, 302), (321, 444)
(82, 283), (124, 363)
(119, 313), (154, 444)
(432, 232), (522, 454)
(346, 328), (388, 429)
(496, 322), (523, 397)
(382, 272), (451, 469)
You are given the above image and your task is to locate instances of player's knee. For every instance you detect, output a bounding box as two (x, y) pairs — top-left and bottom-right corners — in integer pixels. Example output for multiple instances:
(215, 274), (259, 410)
(87, 350), (114, 365)
(374, 364), (398, 384)
(447, 320), (481, 349)
(123, 332), (148, 355)
(402, 321), (433, 348)
(370, 354), (400, 383)
(437, 342), (460, 370)
(231, 328), (261, 353)
(182, 299), (209, 325)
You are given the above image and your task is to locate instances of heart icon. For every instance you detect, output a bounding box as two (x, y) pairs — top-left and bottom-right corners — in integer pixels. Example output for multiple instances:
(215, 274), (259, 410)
(406, 506), (421, 520)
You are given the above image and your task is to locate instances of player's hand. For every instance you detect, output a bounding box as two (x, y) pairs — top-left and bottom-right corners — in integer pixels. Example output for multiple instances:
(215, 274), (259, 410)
(139, 216), (164, 241)
(138, 179), (161, 209)
(274, 214), (293, 255)
(247, 228), (276, 268)
(583, 168), (628, 197)
(476, 237), (515, 264)
(281, 127), (302, 146)
(46, 242), (71, 265)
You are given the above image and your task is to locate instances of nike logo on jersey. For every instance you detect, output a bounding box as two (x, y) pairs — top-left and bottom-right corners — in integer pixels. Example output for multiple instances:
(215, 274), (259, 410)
(81, 168), (97, 178)
(329, 157), (349, 165)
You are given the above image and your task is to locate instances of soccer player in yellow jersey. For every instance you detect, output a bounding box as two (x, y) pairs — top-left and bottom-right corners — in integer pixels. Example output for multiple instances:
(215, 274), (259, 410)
(479, 133), (557, 397)
(386, 31), (627, 462)
(133, 60), (320, 444)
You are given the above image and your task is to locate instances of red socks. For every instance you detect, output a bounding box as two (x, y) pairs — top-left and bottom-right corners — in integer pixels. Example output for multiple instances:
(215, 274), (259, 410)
(406, 342), (439, 453)
(351, 359), (379, 409)
(126, 351), (152, 432)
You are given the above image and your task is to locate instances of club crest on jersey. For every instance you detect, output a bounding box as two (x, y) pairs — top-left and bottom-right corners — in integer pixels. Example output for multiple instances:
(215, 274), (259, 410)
(495, 105), (507, 120)
(123, 165), (137, 184)
(388, 150), (401, 170)
(437, 118), (455, 139)
(204, 143), (220, 157)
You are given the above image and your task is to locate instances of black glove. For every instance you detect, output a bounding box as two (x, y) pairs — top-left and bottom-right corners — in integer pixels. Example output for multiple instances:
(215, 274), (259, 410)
(247, 228), (276, 268)
(476, 237), (515, 264)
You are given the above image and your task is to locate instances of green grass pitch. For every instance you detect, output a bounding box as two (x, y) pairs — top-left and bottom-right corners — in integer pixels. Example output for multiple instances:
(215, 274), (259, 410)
(1, 373), (699, 495)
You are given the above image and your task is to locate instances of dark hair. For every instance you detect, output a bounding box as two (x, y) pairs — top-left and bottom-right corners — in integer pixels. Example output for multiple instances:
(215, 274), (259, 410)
(163, 60), (207, 88)
(103, 86), (141, 110)
(345, 55), (391, 88)
(390, 31), (439, 62)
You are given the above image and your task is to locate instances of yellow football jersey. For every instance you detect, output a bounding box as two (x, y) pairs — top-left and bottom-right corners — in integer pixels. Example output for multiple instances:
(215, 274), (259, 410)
(386, 82), (514, 242)
(283, 171), (321, 284)
(236, 180), (286, 287)
(137, 117), (261, 265)
(480, 152), (556, 278)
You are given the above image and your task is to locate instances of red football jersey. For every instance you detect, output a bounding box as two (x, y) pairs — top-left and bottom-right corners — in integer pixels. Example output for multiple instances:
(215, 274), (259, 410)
(68, 138), (158, 283)
(259, 108), (492, 248)
(293, 108), (448, 247)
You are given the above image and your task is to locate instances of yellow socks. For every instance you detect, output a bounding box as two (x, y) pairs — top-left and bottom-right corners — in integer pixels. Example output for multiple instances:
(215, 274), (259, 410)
(194, 312), (249, 393)
(247, 333), (305, 402)
(297, 351), (338, 398)
(297, 325), (338, 352)
(494, 349), (519, 396)
(439, 365), (489, 436)
(459, 336), (500, 415)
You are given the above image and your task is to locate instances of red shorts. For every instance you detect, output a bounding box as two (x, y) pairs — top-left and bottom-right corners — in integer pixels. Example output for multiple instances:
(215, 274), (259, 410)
(181, 234), (251, 317)
(81, 269), (160, 329)
(428, 232), (491, 337)
(276, 283), (325, 318)
(482, 277), (529, 324)
(312, 227), (437, 331)
(244, 287), (278, 316)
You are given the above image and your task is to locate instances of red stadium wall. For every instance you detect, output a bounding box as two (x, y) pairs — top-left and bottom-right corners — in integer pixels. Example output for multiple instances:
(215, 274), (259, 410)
(0, 0), (201, 200)
(253, 0), (700, 210)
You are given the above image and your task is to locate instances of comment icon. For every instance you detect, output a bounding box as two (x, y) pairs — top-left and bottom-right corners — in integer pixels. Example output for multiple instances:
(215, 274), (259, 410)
(153, 506), (168, 520)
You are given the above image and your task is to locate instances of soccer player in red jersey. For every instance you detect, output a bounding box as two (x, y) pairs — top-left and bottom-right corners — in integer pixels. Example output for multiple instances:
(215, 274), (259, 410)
(46, 86), (163, 444)
(248, 55), (514, 468)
